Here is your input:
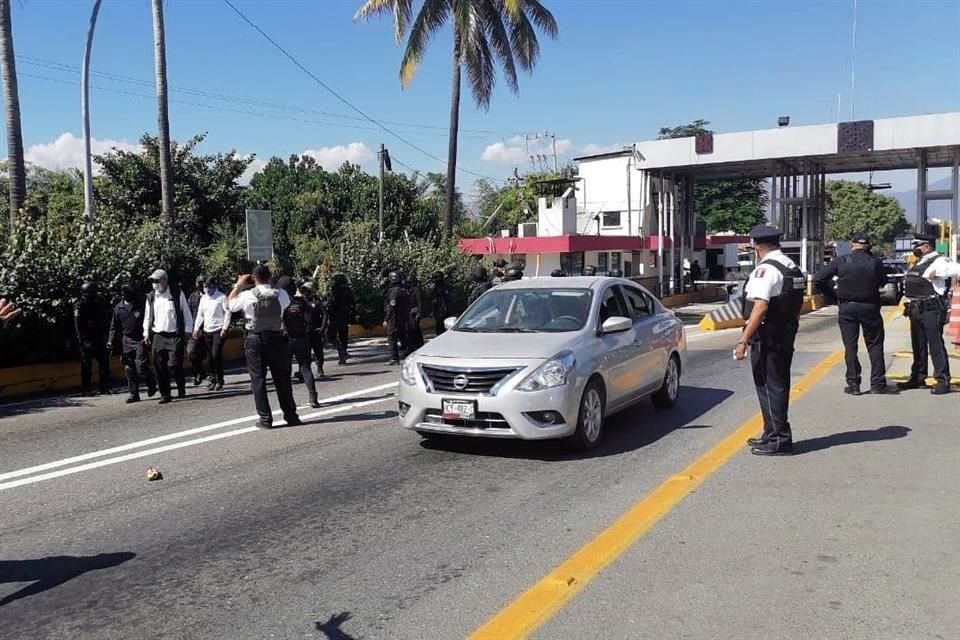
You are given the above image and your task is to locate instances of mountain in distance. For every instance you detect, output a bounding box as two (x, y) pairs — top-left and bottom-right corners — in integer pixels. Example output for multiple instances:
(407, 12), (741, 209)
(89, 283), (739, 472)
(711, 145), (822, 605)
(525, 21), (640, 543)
(891, 176), (951, 224)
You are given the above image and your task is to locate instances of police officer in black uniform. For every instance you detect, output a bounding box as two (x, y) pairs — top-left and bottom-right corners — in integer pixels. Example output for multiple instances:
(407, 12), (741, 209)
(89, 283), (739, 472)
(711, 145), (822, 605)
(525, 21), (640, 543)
(815, 232), (893, 395)
(550, 269), (567, 277)
(299, 281), (327, 378)
(503, 263), (524, 281)
(186, 275), (208, 386)
(384, 271), (410, 365)
(109, 284), (156, 403)
(75, 280), (112, 396)
(468, 265), (492, 305)
(431, 271), (450, 336)
(735, 225), (805, 456)
(278, 276), (322, 409)
(406, 273), (425, 352)
(328, 273), (355, 365)
(583, 265), (598, 276)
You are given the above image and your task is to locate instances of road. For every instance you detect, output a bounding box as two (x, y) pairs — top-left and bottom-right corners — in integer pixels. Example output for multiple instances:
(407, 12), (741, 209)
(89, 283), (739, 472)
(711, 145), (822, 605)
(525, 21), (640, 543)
(1, 309), (956, 639)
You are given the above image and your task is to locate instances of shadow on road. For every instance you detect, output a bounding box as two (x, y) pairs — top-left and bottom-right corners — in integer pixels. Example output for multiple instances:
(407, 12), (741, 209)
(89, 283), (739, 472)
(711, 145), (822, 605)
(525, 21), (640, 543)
(0, 395), (94, 419)
(314, 611), (356, 639)
(419, 386), (734, 461)
(794, 425), (911, 455)
(0, 552), (136, 607)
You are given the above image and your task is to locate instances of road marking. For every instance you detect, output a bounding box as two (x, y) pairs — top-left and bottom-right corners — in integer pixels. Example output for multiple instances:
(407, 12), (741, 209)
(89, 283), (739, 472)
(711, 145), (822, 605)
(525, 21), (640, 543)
(0, 395), (395, 491)
(0, 382), (398, 483)
(469, 306), (901, 640)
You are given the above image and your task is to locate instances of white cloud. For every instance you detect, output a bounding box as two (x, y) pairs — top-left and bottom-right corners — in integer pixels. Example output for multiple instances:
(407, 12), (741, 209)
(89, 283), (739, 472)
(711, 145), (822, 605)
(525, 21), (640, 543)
(239, 156), (267, 185)
(578, 142), (627, 157)
(24, 132), (140, 174)
(303, 142), (374, 169)
(481, 141), (529, 164)
(479, 136), (593, 165)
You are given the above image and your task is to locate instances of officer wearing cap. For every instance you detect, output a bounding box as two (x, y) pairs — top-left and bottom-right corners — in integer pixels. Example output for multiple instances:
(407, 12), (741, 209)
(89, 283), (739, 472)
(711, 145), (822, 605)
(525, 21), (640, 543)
(143, 268), (194, 404)
(898, 234), (960, 395)
(109, 284), (156, 403)
(814, 231), (892, 395)
(735, 225), (806, 456)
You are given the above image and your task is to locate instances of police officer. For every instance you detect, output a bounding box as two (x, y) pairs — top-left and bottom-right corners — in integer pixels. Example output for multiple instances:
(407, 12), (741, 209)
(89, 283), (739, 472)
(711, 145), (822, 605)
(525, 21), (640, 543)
(384, 271), (410, 365)
(503, 263), (524, 282)
(299, 281), (327, 378)
(109, 284), (156, 403)
(898, 234), (960, 395)
(143, 269), (194, 404)
(186, 274), (208, 386)
(550, 269), (567, 277)
(278, 276), (321, 409)
(468, 265), (492, 305)
(406, 273), (425, 352)
(583, 265), (598, 276)
(734, 225), (805, 456)
(227, 265), (300, 428)
(814, 232), (892, 395)
(74, 280), (112, 396)
(193, 276), (229, 391)
(608, 269), (623, 278)
(328, 273), (355, 365)
(492, 258), (507, 283)
(431, 271), (450, 336)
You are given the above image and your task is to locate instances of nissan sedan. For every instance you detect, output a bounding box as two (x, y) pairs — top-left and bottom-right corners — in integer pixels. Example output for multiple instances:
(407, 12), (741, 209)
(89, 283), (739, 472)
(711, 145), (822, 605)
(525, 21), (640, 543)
(397, 277), (687, 450)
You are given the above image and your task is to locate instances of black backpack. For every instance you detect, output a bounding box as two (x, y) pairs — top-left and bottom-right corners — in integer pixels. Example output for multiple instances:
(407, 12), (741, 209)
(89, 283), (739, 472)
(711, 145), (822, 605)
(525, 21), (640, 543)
(283, 299), (310, 338)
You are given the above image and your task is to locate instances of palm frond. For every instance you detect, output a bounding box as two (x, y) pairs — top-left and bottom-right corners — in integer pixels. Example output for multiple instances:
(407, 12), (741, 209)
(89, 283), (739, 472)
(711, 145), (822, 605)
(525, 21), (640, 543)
(354, 0), (415, 44)
(399, 0), (452, 87)
(459, 2), (496, 109)
(518, 0), (558, 39)
(479, 0), (518, 94)
(507, 9), (538, 71)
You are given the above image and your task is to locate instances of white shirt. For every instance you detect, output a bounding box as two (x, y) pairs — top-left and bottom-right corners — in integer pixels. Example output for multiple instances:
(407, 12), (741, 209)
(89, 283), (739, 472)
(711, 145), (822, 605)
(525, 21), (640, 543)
(143, 288), (194, 335)
(194, 290), (228, 333)
(909, 252), (960, 298)
(227, 285), (291, 330)
(744, 250), (799, 302)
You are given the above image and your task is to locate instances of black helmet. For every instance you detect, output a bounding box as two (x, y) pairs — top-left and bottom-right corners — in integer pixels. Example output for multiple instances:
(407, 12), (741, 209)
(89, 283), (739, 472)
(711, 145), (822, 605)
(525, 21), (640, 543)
(406, 273), (418, 286)
(121, 284), (136, 301)
(608, 269), (623, 278)
(493, 258), (507, 268)
(388, 271), (402, 285)
(472, 265), (488, 282)
(550, 269), (566, 277)
(432, 270), (445, 281)
(583, 265), (597, 276)
(276, 275), (295, 295)
(333, 273), (347, 285)
(195, 274), (206, 287)
(81, 281), (97, 296)
(504, 266), (523, 281)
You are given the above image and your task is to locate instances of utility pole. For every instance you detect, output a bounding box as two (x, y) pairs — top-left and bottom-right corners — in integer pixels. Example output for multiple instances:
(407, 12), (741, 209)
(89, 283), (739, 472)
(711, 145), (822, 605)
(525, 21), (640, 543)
(82, 0), (102, 223)
(378, 143), (391, 242)
(550, 132), (558, 172)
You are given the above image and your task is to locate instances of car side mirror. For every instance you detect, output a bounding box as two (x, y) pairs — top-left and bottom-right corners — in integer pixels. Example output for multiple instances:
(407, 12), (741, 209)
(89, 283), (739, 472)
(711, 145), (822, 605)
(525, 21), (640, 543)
(444, 317), (458, 331)
(600, 316), (632, 334)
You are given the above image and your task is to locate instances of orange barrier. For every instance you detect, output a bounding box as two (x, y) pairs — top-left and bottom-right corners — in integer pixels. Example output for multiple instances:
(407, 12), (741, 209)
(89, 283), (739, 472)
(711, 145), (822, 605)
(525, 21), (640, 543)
(948, 287), (960, 352)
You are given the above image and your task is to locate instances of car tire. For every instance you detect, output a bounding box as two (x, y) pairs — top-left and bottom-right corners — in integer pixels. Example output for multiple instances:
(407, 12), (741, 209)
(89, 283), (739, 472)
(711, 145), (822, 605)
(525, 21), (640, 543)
(568, 379), (605, 451)
(652, 354), (681, 409)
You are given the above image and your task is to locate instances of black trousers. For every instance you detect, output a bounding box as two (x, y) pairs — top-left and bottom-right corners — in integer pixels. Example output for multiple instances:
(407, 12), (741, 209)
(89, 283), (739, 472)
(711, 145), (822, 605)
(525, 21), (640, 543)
(909, 306), (951, 385)
(329, 321), (349, 363)
(387, 323), (407, 362)
(838, 301), (886, 389)
(751, 336), (795, 445)
(290, 336), (317, 397)
(407, 316), (424, 352)
(309, 331), (325, 372)
(79, 339), (111, 393)
(244, 332), (298, 425)
(434, 312), (446, 336)
(152, 333), (186, 399)
(122, 343), (155, 398)
(205, 331), (227, 384)
(187, 334), (207, 380)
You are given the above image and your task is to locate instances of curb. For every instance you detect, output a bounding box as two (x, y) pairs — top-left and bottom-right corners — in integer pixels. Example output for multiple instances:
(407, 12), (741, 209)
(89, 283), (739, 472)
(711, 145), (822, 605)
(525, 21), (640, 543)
(697, 295), (826, 331)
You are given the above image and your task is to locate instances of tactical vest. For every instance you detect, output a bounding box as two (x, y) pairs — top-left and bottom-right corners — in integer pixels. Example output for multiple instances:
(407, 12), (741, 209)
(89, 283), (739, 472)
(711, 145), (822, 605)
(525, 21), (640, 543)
(250, 288), (282, 333)
(283, 297), (310, 338)
(903, 259), (938, 299)
(836, 252), (881, 303)
(742, 259), (805, 335)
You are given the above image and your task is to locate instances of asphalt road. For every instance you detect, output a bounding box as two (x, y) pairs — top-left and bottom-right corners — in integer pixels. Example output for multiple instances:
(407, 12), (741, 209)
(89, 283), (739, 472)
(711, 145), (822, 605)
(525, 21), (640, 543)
(1, 311), (953, 639)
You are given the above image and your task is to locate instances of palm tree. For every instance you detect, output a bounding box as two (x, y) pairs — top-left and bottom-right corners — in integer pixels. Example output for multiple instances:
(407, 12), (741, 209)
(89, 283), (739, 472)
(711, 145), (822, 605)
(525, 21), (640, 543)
(151, 0), (175, 228)
(0, 0), (26, 232)
(82, 0), (104, 223)
(355, 0), (558, 237)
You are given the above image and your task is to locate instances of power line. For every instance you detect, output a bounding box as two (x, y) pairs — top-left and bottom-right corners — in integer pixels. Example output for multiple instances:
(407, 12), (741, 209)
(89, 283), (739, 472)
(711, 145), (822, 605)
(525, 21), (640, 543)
(18, 55), (504, 137)
(219, 0), (500, 183)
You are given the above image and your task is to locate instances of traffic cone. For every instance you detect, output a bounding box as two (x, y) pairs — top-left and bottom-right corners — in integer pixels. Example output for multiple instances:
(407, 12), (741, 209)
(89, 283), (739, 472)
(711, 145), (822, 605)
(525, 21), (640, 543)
(947, 287), (960, 352)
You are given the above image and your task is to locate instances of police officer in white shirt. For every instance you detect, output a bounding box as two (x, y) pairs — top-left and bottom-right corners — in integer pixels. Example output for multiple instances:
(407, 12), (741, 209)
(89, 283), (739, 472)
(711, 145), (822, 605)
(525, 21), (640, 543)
(898, 234), (960, 395)
(193, 275), (229, 392)
(735, 225), (806, 456)
(227, 264), (301, 428)
(143, 268), (194, 404)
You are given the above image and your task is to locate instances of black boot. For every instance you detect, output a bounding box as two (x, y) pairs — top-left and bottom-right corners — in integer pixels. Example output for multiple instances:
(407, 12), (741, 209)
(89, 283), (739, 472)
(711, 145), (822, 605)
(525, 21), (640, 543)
(931, 383), (951, 395)
(896, 378), (924, 390)
(309, 392), (321, 409)
(126, 395), (140, 404)
(751, 440), (794, 456)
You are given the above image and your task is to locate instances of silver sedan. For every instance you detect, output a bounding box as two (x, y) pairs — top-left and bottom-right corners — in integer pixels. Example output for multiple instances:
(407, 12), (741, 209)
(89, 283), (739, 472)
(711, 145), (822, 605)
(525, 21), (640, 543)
(397, 277), (687, 450)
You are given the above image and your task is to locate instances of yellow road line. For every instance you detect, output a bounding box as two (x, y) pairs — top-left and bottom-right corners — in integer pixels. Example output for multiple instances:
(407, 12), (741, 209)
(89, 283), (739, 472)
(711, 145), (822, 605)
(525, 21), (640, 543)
(469, 308), (900, 640)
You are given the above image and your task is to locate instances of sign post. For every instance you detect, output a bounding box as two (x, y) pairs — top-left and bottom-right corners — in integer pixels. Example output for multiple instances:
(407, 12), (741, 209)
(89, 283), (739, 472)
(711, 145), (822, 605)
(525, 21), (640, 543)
(245, 209), (274, 263)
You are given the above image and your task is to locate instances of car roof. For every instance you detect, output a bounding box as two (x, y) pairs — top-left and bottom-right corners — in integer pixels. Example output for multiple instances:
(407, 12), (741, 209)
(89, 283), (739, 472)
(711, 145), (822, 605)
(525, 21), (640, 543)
(495, 276), (640, 291)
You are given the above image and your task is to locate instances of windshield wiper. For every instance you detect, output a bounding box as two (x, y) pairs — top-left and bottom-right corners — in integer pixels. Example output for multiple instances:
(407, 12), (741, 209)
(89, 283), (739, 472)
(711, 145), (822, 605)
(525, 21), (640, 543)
(496, 327), (538, 333)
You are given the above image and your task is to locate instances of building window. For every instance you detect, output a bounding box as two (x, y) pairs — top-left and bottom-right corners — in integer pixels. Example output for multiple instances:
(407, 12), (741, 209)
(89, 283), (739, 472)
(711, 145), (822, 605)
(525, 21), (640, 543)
(597, 252), (609, 273)
(560, 252), (584, 276)
(509, 254), (527, 269)
(611, 252), (622, 272)
(601, 211), (621, 228)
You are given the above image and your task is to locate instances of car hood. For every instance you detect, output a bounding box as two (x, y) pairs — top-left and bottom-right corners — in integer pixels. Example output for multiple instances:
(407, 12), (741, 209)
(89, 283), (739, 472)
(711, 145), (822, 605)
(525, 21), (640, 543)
(417, 330), (580, 360)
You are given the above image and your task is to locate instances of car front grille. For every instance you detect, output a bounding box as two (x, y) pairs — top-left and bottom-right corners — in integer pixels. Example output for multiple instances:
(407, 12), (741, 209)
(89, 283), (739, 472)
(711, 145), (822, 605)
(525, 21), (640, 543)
(419, 365), (521, 395)
(424, 410), (510, 430)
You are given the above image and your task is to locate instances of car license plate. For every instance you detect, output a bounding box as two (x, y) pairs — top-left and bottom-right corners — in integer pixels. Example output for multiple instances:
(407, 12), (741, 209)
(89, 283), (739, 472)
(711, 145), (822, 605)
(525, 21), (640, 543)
(442, 399), (476, 421)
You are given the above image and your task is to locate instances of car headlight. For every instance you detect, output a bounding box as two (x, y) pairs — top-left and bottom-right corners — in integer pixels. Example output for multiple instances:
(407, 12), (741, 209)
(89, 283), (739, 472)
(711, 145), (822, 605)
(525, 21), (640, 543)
(517, 351), (576, 392)
(400, 358), (419, 386)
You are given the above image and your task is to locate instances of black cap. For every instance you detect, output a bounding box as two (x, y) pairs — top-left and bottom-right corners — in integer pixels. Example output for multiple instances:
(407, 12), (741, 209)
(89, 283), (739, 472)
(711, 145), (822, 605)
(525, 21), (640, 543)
(204, 275), (219, 288)
(850, 231), (871, 244)
(912, 234), (935, 247)
(276, 275), (295, 294)
(749, 224), (782, 243)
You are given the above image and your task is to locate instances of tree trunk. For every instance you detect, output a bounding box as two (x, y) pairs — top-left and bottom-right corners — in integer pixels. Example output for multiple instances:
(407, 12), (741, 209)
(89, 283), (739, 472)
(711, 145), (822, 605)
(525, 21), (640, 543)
(152, 0), (175, 229)
(0, 0), (25, 232)
(443, 35), (462, 238)
(82, 0), (103, 223)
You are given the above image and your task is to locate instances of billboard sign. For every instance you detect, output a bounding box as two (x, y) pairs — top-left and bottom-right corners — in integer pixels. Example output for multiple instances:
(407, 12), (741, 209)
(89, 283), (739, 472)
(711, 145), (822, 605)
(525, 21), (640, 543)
(245, 209), (274, 262)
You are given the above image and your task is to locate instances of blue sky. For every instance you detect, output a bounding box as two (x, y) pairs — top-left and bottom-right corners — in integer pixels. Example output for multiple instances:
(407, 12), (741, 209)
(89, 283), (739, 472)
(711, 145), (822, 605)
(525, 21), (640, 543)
(8, 0), (960, 194)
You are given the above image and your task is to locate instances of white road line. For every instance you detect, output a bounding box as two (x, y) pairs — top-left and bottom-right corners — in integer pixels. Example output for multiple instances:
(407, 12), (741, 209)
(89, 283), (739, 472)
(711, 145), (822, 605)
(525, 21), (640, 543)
(0, 395), (395, 492)
(0, 381), (399, 483)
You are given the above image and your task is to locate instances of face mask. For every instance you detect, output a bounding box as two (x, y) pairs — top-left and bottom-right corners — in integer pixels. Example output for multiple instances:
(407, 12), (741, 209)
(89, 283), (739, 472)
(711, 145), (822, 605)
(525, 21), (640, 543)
(152, 283), (162, 293)
(206, 287), (217, 296)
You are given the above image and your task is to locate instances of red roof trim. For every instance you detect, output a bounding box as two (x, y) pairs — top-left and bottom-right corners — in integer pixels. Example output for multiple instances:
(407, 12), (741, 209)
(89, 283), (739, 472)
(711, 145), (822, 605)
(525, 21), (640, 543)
(458, 234), (751, 254)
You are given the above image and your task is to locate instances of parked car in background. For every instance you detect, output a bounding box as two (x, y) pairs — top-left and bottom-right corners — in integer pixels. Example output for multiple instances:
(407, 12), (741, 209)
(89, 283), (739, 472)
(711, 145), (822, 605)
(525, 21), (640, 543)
(397, 277), (687, 450)
(881, 260), (906, 305)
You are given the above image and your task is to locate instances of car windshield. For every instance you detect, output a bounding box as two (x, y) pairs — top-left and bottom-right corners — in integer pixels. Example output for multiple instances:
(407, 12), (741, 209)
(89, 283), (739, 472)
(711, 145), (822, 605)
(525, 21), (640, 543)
(455, 288), (593, 333)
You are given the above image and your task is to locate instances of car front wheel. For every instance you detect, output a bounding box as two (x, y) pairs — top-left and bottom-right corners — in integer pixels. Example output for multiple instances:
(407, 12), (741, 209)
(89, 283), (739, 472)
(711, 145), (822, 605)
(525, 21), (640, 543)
(652, 354), (681, 409)
(568, 379), (605, 451)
